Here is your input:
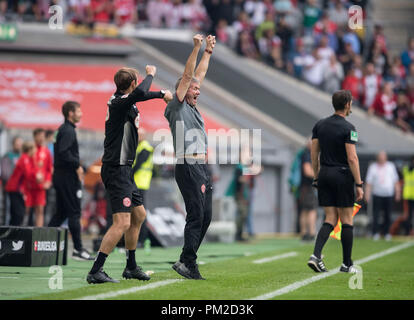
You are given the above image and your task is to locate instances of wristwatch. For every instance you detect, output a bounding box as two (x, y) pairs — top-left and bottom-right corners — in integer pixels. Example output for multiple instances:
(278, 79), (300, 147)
(160, 89), (166, 98)
(355, 182), (363, 188)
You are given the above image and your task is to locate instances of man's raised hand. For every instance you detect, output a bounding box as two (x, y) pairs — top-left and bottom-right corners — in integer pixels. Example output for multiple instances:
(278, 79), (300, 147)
(163, 90), (173, 103)
(193, 34), (204, 48)
(206, 35), (216, 51)
(146, 65), (157, 77)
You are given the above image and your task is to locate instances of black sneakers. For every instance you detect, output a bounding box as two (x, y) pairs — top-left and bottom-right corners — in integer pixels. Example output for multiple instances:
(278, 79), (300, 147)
(307, 254), (328, 273)
(122, 266), (150, 281)
(340, 263), (358, 273)
(172, 261), (205, 280)
(86, 268), (120, 284)
(73, 248), (95, 261)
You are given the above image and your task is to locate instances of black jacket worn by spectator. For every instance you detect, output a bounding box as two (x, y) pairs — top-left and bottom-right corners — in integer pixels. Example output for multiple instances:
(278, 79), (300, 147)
(102, 75), (162, 166)
(54, 119), (80, 171)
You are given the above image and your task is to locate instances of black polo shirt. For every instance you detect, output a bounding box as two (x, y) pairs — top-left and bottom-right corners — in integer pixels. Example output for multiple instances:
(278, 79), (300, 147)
(311, 114), (358, 168)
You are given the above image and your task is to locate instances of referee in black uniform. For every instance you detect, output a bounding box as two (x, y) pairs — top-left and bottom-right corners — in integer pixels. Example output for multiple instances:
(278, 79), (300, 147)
(307, 90), (363, 274)
(87, 66), (172, 284)
(49, 101), (94, 261)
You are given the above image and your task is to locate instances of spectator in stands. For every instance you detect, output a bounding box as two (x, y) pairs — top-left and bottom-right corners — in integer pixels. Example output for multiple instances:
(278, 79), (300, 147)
(90, 0), (114, 24)
(233, 10), (253, 34)
(68, 0), (92, 25)
(0, 136), (23, 224)
(328, 0), (348, 29)
(368, 39), (389, 76)
(342, 27), (361, 55)
(393, 92), (413, 133)
(232, 0), (245, 24)
(216, 19), (230, 45)
(406, 63), (414, 90)
(370, 24), (387, 56)
(288, 37), (312, 79)
(303, 0), (321, 36)
(365, 151), (400, 241)
(342, 66), (361, 105)
(303, 48), (326, 87)
(244, 0), (267, 27)
(274, 0), (293, 15)
(369, 82), (397, 122)
(236, 29), (259, 59)
(322, 54), (343, 94)
(401, 37), (414, 73)
(217, 0), (234, 25)
(146, 0), (168, 28)
(276, 14), (293, 61)
(352, 54), (363, 80)
(316, 34), (335, 62)
(165, 0), (184, 29)
(258, 28), (283, 69)
(5, 141), (37, 226)
(339, 42), (356, 76)
(362, 62), (382, 110)
(313, 12), (338, 52)
(386, 57), (407, 92)
(114, 0), (137, 26)
(182, 0), (208, 31)
(255, 11), (275, 41)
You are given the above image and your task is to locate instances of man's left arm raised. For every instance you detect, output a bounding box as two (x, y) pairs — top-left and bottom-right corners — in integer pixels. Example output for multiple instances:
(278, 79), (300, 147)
(194, 35), (216, 86)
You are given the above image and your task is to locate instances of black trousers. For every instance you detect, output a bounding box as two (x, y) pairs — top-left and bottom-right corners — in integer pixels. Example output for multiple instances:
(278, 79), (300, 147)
(372, 195), (393, 235)
(9, 192), (25, 226)
(404, 200), (414, 235)
(48, 169), (83, 251)
(175, 160), (212, 268)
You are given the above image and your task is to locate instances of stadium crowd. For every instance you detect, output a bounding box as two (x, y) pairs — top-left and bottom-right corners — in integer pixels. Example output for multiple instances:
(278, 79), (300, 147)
(1, 0), (414, 134)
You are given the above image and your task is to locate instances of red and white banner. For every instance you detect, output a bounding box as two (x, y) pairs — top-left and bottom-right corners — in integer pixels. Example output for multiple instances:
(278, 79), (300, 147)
(0, 62), (227, 132)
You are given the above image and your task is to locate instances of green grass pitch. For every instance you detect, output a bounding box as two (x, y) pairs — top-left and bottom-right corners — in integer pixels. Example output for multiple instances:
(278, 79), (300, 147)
(0, 237), (413, 300)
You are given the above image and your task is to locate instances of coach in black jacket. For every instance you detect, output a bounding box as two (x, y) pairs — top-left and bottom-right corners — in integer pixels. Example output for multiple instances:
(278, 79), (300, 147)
(48, 101), (94, 261)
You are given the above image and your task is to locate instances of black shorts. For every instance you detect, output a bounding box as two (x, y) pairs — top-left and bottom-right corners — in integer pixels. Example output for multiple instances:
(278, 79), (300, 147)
(317, 166), (355, 208)
(101, 164), (143, 214)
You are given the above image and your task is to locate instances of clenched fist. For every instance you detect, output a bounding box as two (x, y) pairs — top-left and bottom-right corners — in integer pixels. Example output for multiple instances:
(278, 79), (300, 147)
(193, 34), (204, 48)
(146, 65), (157, 76)
(163, 90), (173, 103)
(206, 35), (216, 51)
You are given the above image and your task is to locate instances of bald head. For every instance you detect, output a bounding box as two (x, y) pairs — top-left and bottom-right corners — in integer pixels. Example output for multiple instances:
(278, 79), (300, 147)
(377, 151), (387, 164)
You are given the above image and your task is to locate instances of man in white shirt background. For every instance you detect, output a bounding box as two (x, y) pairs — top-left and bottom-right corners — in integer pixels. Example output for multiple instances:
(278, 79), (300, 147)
(365, 151), (401, 241)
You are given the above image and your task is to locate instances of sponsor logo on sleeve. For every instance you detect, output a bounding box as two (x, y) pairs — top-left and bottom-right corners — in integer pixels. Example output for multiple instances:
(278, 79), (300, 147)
(350, 131), (358, 142)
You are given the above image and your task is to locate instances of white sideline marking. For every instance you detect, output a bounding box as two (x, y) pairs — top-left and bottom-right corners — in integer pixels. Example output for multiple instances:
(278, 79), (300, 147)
(250, 242), (414, 300)
(253, 252), (298, 264)
(75, 279), (182, 300)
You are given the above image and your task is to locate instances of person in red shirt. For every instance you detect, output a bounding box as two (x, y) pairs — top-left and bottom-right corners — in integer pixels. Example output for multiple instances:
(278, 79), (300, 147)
(6, 141), (37, 226)
(342, 67), (362, 104)
(114, 0), (137, 26)
(27, 128), (53, 227)
(369, 82), (397, 121)
(90, 0), (113, 24)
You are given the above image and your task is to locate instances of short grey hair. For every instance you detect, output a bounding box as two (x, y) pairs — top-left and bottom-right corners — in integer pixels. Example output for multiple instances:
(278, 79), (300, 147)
(175, 77), (200, 91)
